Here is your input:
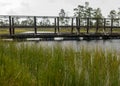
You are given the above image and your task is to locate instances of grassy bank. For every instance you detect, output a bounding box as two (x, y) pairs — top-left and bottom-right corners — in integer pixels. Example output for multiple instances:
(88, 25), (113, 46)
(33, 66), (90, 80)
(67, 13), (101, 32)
(1, 28), (120, 34)
(0, 41), (120, 86)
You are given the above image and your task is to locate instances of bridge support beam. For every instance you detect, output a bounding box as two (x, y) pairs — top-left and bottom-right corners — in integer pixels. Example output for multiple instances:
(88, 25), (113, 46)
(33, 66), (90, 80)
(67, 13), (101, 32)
(57, 17), (60, 33)
(34, 16), (37, 34)
(76, 17), (80, 34)
(78, 18), (81, 33)
(12, 17), (15, 35)
(9, 16), (12, 35)
(87, 18), (89, 34)
(96, 18), (99, 33)
(111, 18), (113, 34)
(71, 18), (74, 33)
(54, 18), (57, 33)
(103, 18), (106, 34)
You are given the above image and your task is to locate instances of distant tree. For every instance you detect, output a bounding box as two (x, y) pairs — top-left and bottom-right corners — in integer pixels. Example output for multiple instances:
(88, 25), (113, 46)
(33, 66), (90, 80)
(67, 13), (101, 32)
(21, 20), (28, 26)
(45, 18), (50, 25)
(59, 9), (65, 17)
(27, 17), (34, 25)
(117, 8), (120, 26)
(93, 8), (103, 18)
(59, 9), (66, 25)
(84, 2), (91, 18)
(21, 17), (34, 26)
(118, 8), (120, 18)
(0, 19), (4, 26)
(3, 19), (8, 25)
(0, 18), (9, 26)
(74, 5), (84, 18)
(73, 2), (104, 18)
(87, 7), (94, 18)
(59, 9), (70, 26)
(39, 21), (43, 26)
(108, 10), (118, 26)
(40, 17), (50, 26)
(85, 2), (89, 9)
(108, 10), (117, 18)
(92, 8), (103, 26)
(14, 17), (20, 25)
(73, 2), (101, 26)
(74, 2), (94, 18)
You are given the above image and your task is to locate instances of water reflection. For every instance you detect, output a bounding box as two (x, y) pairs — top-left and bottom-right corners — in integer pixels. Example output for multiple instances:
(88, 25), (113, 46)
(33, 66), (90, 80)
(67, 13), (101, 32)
(20, 39), (120, 52)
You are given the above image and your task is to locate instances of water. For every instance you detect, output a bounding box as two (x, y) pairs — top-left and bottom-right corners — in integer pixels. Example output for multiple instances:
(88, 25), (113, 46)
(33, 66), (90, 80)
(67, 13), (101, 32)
(8, 31), (120, 51)
(19, 39), (120, 52)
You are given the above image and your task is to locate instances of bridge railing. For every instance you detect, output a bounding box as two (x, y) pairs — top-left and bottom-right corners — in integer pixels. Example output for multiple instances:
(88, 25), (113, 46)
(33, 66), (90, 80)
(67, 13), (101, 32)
(0, 15), (120, 35)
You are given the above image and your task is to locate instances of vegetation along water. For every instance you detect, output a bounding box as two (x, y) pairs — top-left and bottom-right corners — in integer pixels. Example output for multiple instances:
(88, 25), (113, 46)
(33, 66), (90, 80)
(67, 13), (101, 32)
(0, 40), (120, 86)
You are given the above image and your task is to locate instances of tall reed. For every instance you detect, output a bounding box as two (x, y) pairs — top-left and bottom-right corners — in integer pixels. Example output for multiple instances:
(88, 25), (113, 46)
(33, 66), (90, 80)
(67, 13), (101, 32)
(0, 41), (120, 86)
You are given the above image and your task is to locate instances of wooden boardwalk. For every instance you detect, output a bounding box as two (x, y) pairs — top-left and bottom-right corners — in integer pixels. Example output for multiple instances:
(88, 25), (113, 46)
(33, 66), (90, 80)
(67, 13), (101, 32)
(1, 33), (120, 40)
(0, 15), (120, 40)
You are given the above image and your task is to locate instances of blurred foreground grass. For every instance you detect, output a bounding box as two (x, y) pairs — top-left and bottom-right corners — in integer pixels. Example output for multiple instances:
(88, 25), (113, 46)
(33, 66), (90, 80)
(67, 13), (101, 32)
(0, 41), (120, 86)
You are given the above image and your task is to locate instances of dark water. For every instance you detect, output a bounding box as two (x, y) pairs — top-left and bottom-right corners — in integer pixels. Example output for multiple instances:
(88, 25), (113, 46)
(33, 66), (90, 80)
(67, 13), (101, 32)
(20, 39), (120, 52)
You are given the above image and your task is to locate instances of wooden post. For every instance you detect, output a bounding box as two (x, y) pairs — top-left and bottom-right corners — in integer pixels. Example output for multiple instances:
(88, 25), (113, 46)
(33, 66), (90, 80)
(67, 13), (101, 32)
(87, 18), (89, 34)
(104, 18), (106, 34)
(96, 18), (99, 33)
(12, 17), (15, 34)
(118, 18), (120, 27)
(54, 18), (57, 33)
(71, 18), (74, 33)
(76, 17), (78, 29)
(9, 16), (12, 35)
(111, 18), (113, 34)
(78, 18), (80, 33)
(34, 16), (37, 34)
(57, 17), (59, 33)
(76, 17), (79, 34)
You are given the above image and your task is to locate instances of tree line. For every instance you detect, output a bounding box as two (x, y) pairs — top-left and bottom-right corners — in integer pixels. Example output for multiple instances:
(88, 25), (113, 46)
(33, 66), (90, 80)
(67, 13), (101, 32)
(59, 2), (120, 26)
(59, 2), (120, 19)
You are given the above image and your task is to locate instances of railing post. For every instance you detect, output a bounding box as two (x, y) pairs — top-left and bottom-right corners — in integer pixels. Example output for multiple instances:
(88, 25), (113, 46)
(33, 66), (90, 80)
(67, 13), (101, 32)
(104, 18), (106, 34)
(96, 18), (99, 33)
(111, 18), (113, 34)
(78, 18), (80, 33)
(87, 18), (89, 34)
(71, 18), (74, 33)
(76, 17), (78, 30)
(9, 16), (12, 35)
(57, 17), (59, 33)
(12, 17), (15, 34)
(54, 18), (57, 33)
(76, 17), (79, 34)
(34, 16), (37, 34)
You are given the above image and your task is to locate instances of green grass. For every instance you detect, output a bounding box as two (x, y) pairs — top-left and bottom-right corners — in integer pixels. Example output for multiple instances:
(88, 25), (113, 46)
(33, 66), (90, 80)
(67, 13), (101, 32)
(1, 28), (120, 34)
(0, 28), (29, 34)
(0, 41), (120, 86)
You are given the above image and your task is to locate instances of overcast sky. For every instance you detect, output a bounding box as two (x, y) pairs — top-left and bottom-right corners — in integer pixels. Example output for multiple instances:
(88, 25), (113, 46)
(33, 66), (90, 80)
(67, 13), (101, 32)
(0, 0), (120, 17)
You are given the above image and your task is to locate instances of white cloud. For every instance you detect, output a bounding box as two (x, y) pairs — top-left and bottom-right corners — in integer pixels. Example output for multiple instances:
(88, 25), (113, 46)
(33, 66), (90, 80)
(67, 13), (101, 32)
(0, 0), (120, 17)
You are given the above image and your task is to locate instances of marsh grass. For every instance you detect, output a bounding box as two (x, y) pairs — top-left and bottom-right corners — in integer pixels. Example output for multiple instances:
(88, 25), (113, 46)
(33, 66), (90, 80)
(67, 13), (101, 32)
(1, 28), (120, 35)
(0, 41), (120, 86)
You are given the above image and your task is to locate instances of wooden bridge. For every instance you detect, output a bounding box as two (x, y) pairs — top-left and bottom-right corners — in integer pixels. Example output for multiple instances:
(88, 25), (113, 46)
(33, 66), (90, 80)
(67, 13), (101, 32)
(0, 15), (120, 40)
